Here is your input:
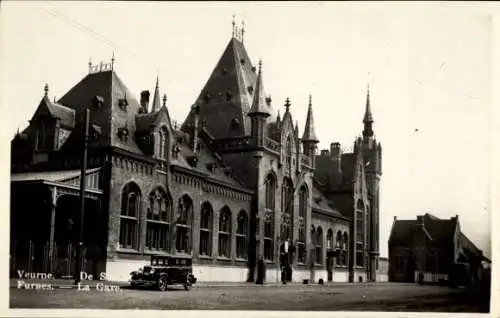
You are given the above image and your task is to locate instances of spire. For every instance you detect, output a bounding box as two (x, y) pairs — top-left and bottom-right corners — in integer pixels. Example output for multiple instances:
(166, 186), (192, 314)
(363, 84), (373, 123)
(111, 52), (115, 70)
(277, 109), (281, 122)
(44, 83), (49, 97)
(294, 120), (299, 138)
(363, 84), (374, 138)
(241, 19), (245, 43)
(301, 94), (318, 142)
(151, 76), (161, 112)
(248, 60), (270, 117)
(232, 14), (236, 38)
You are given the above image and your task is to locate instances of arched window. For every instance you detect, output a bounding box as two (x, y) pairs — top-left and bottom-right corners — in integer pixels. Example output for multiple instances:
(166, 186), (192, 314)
(120, 182), (141, 250)
(335, 230), (343, 265)
(176, 195), (193, 253)
(315, 227), (323, 264)
(199, 202), (213, 256)
(157, 126), (169, 160)
(264, 174), (275, 211)
(297, 186), (308, 264)
(236, 210), (249, 259)
(218, 206), (232, 258)
(264, 210), (274, 261)
(146, 187), (170, 251)
(327, 229), (333, 250)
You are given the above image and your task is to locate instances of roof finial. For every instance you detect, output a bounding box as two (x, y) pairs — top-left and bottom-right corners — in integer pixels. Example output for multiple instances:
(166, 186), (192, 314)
(241, 18), (245, 43)
(309, 94), (312, 107)
(232, 14), (236, 38)
(162, 93), (167, 107)
(44, 83), (49, 97)
(155, 74), (159, 88)
(285, 97), (291, 112)
(53, 96), (56, 103)
(258, 59), (262, 74)
(111, 52), (115, 70)
(88, 57), (92, 74)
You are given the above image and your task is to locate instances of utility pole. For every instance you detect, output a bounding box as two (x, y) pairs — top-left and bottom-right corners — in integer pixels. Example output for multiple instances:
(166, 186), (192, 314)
(74, 108), (90, 285)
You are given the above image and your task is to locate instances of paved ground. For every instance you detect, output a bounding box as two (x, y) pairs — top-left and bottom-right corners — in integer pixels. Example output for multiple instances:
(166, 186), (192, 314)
(9, 279), (489, 312)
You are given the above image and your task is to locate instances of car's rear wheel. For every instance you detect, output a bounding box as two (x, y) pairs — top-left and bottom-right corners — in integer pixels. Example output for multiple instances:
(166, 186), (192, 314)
(158, 276), (168, 291)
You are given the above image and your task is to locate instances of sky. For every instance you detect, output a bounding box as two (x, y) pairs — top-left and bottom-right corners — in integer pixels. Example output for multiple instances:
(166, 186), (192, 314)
(0, 2), (496, 259)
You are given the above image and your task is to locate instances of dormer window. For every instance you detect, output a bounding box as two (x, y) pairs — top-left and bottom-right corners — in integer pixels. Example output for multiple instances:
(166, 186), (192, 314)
(118, 98), (129, 111)
(35, 120), (55, 151)
(156, 126), (169, 160)
(92, 95), (104, 109)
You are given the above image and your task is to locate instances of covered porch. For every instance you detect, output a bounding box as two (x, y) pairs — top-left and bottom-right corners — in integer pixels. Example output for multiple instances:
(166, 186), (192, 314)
(10, 168), (107, 279)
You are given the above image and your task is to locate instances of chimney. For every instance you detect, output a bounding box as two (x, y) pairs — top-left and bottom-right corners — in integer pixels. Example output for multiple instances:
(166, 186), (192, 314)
(330, 142), (342, 161)
(416, 215), (424, 226)
(140, 90), (150, 112)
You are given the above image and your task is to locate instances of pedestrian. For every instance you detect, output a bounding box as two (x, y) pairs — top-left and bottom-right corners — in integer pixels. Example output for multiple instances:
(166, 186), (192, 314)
(256, 255), (265, 285)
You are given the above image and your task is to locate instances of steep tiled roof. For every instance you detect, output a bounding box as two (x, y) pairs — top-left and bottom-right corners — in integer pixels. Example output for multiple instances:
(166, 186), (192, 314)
(389, 220), (415, 245)
(339, 153), (355, 190)
(183, 37), (276, 139)
(311, 185), (346, 219)
(57, 70), (144, 154)
(32, 97), (76, 129)
(171, 139), (250, 191)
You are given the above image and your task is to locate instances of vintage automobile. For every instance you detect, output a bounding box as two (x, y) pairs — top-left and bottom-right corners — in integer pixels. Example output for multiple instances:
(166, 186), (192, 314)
(129, 255), (197, 291)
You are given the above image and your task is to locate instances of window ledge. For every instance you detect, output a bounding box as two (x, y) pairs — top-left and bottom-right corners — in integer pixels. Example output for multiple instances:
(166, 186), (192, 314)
(198, 255), (212, 260)
(216, 257), (232, 262)
(144, 249), (169, 256)
(265, 260), (275, 265)
(117, 248), (140, 254)
(175, 252), (192, 257)
(235, 258), (248, 263)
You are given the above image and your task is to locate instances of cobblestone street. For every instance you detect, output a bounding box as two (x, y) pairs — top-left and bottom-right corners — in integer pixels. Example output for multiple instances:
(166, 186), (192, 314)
(9, 281), (489, 312)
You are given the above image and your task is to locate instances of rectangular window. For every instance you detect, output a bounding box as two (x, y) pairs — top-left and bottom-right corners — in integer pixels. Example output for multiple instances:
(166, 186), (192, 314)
(218, 233), (230, 257)
(119, 217), (137, 249)
(146, 222), (169, 251)
(236, 234), (247, 259)
(315, 246), (322, 264)
(176, 226), (190, 253)
(200, 229), (211, 256)
(356, 251), (364, 267)
(297, 242), (306, 264)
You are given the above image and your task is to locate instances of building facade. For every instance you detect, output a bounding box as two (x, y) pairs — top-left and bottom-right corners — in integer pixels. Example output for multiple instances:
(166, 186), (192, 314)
(388, 213), (489, 286)
(10, 26), (382, 283)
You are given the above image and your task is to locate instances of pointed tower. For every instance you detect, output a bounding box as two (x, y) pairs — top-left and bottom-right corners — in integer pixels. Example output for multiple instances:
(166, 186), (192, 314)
(359, 85), (382, 282)
(247, 61), (270, 147)
(151, 76), (162, 113)
(301, 94), (319, 168)
(182, 19), (276, 139)
(362, 86), (374, 139)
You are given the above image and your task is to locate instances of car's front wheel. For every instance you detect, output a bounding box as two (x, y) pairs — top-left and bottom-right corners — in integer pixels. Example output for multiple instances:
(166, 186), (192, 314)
(158, 276), (168, 291)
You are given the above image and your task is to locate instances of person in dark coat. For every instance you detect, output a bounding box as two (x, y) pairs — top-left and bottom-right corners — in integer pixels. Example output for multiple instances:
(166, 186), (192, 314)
(256, 255), (266, 284)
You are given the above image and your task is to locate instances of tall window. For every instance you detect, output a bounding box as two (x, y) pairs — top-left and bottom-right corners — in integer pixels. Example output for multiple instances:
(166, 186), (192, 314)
(36, 121), (54, 151)
(265, 174), (275, 211)
(157, 126), (169, 159)
(297, 186), (308, 264)
(218, 207), (232, 258)
(199, 202), (213, 256)
(327, 229), (333, 250)
(315, 227), (323, 264)
(176, 195), (193, 253)
(336, 230), (343, 265)
(343, 232), (349, 266)
(264, 211), (274, 261)
(236, 210), (248, 259)
(281, 178), (294, 240)
(146, 187), (170, 251)
(285, 135), (293, 171)
(119, 182), (141, 250)
(356, 200), (364, 267)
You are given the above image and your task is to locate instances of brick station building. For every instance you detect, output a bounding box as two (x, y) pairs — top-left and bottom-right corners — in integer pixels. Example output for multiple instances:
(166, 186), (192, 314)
(10, 23), (383, 283)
